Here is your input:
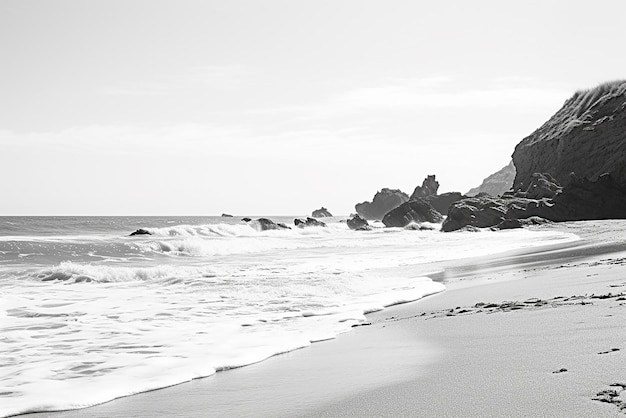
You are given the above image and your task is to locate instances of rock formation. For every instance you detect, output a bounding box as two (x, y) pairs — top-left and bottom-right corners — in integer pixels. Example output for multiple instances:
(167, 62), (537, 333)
(355, 188), (409, 220)
(221, 213), (233, 217)
(382, 198), (443, 227)
(426, 192), (464, 215)
(129, 228), (151, 236)
(466, 161), (516, 197)
(294, 217), (327, 228)
(311, 207), (332, 218)
(346, 214), (371, 231)
(512, 81), (626, 190)
(444, 81), (626, 232)
(252, 218), (291, 231)
(410, 175), (439, 200)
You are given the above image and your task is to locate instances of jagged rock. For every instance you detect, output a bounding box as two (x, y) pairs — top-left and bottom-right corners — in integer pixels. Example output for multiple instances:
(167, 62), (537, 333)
(129, 228), (151, 236)
(425, 192), (465, 214)
(346, 214), (370, 231)
(513, 81), (626, 190)
(253, 218), (291, 231)
(355, 188), (409, 220)
(241, 217), (252, 222)
(442, 196), (510, 232)
(515, 173), (562, 199)
(410, 175), (439, 200)
(382, 198), (443, 227)
(311, 207), (332, 218)
(467, 161), (516, 197)
(294, 217), (326, 228)
(221, 213), (233, 217)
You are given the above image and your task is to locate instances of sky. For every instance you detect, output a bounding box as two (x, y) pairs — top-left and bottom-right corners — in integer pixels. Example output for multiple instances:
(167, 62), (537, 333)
(1, 0), (625, 215)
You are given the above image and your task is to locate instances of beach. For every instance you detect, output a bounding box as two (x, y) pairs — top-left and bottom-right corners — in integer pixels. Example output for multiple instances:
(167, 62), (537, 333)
(23, 220), (626, 418)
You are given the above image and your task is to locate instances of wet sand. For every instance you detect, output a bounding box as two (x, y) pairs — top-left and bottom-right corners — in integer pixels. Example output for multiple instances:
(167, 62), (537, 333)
(26, 220), (626, 418)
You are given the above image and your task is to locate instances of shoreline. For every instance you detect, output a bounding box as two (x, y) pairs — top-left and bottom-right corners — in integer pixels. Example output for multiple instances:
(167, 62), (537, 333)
(22, 220), (626, 417)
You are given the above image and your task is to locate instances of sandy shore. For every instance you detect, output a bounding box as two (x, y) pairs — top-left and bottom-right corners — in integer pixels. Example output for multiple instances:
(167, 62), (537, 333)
(26, 221), (626, 417)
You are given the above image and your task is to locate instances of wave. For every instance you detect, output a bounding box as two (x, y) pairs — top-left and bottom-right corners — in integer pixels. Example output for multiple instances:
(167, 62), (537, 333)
(141, 221), (342, 238)
(32, 262), (219, 284)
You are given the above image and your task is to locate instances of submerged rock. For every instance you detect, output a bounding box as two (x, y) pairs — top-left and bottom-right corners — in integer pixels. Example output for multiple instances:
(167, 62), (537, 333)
(346, 214), (371, 231)
(294, 217), (327, 228)
(355, 188), (409, 220)
(253, 218), (291, 231)
(129, 228), (151, 236)
(382, 198), (443, 227)
(311, 207), (332, 218)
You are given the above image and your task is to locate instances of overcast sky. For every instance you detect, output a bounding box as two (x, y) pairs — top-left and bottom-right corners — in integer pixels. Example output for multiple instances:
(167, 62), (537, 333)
(1, 0), (625, 215)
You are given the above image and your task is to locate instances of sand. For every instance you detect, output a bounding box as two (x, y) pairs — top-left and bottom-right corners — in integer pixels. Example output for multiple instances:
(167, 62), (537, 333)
(25, 220), (626, 418)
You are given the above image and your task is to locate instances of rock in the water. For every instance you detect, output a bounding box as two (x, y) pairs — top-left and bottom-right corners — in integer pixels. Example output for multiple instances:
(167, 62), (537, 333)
(294, 217), (326, 228)
(253, 218), (291, 231)
(442, 196), (511, 232)
(129, 228), (151, 236)
(513, 81), (626, 191)
(355, 188), (409, 220)
(311, 207), (332, 218)
(466, 161), (516, 197)
(405, 223), (435, 231)
(221, 213), (233, 218)
(425, 192), (465, 215)
(410, 175), (439, 200)
(382, 198), (443, 227)
(241, 217), (252, 222)
(346, 214), (371, 231)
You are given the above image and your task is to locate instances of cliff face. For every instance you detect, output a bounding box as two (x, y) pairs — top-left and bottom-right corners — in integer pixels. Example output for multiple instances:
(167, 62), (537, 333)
(512, 81), (626, 190)
(466, 161), (516, 197)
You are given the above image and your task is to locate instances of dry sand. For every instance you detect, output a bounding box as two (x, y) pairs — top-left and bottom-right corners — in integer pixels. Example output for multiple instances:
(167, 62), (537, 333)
(27, 221), (626, 418)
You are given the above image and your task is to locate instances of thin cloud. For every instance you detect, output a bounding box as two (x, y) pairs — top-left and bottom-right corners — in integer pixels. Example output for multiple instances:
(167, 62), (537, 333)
(98, 65), (249, 96)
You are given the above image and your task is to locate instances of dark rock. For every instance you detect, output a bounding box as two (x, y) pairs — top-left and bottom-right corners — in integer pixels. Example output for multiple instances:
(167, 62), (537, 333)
(346, 214), (371, 231)
(294, 217), (326, 228)
(382, 198), (443, 227)
(355, 188), (409, 220)
(241, 217), (252, 222)
(515, 173), (562, 199)
(493, 218), (523, 230)
(513, 81), (626, 192)
(129, 228), (151, 236)
(253, 218), (291, 231)
(410, 175), (439, 200)
(311, 207), (332, 218)
(467, 161), (516, 197)
(425, 192), (465, 214)
(442, 196), (510, 232)
(221, 213), (233, 218)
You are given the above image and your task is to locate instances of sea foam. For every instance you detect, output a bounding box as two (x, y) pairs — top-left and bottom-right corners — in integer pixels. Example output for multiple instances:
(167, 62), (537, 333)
(0, 218), (580, 417)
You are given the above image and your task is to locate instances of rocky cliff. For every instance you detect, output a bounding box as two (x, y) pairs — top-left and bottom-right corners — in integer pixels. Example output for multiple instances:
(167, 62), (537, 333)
(512, 81), (626, 190)
(466, 161), (516, 197)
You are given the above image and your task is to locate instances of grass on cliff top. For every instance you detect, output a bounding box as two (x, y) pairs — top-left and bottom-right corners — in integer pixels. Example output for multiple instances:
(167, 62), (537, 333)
(571, 80), (626, 117)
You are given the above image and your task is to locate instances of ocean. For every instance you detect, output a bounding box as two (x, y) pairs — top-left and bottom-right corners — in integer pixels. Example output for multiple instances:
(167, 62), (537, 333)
(0, 216), (579, 417)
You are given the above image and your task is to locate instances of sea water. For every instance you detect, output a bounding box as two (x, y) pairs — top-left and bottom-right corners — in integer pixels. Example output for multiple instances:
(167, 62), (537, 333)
(0, 216), (578, 416)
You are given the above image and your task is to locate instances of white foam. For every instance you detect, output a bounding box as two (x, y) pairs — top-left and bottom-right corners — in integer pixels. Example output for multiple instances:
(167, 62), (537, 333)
(0, 223), (580, 417)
